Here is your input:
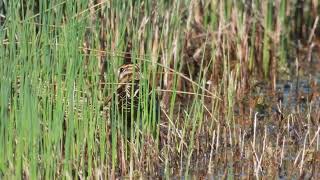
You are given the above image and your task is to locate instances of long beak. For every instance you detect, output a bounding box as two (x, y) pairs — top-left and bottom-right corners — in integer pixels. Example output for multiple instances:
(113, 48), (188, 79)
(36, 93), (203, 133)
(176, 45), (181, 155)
(100, 95), (112, 111)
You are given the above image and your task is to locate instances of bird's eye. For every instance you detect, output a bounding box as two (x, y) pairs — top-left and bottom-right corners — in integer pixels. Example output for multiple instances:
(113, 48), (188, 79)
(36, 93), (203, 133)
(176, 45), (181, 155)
(119, 67), (125, 75)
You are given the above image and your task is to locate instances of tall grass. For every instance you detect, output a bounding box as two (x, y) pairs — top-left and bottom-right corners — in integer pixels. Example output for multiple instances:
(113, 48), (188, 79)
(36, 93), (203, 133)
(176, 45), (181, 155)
(0, 0), (319, 178)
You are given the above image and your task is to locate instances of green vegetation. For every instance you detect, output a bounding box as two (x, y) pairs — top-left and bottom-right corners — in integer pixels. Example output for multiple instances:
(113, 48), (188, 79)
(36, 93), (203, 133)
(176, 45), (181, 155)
(0, 0), (319, 178)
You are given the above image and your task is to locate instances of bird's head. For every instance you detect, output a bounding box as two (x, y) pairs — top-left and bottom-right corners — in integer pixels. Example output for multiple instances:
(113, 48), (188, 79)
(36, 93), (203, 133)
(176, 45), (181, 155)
(118, 64), (141, 85)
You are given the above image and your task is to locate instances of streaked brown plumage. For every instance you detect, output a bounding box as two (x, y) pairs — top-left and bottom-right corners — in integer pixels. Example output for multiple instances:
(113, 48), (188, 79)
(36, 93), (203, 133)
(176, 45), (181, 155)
(116, 64), (141, 116)
(104, 63), (160, 134)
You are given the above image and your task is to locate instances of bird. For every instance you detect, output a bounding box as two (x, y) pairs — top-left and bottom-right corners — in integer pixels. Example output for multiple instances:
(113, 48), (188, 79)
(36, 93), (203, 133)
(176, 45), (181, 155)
(116, 63), (141, 117)
(103, 63), (160, 138)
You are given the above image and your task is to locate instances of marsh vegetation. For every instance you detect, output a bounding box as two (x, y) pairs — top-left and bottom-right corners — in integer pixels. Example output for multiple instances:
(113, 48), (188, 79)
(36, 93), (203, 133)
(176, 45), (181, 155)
(0, 0), (319, 179)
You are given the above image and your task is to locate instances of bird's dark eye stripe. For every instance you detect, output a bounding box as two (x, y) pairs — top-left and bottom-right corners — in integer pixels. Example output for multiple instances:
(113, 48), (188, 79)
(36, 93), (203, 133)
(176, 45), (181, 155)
(119, 67), (125, 73)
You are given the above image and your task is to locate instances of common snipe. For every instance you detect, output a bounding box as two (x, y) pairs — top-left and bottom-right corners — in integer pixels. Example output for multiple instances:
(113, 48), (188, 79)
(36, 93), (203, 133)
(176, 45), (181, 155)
(105, 63), (160, 136)
(116, 63), (141, 116)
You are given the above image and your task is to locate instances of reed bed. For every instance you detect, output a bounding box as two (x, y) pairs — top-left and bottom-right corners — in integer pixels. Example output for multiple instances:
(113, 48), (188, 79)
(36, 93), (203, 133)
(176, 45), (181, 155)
(0, 0), (319, 179)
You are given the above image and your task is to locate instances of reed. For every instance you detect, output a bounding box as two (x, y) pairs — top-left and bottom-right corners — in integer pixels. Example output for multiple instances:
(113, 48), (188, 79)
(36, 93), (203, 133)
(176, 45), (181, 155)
(0, 0), (319, 178)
